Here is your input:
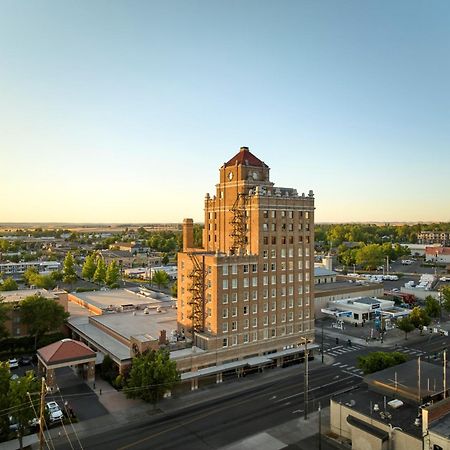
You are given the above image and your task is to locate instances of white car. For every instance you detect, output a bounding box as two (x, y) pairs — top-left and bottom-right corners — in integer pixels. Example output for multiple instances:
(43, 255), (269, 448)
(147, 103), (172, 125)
(46, 401), (63, 423)
(440, 277), (450, 282)
(9, 358), (19, 369)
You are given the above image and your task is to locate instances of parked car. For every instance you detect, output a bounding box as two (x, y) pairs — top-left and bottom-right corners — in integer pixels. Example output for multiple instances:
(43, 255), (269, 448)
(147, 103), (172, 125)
(19, 355), (33, 366)
(9, 358), (19, 369)
(440, 277), (450, 282)
(46, 401), (63, 423)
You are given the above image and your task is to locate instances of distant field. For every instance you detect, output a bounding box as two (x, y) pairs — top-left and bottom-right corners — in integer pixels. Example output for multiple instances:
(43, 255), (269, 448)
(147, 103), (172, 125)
(0, 223), (182, 233)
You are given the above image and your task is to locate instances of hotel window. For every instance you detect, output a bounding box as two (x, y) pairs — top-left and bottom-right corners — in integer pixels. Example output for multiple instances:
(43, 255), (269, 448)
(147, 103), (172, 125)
(263, 289), (268, 299)
(288, 248), (294, 257)
(232, 306), (237, 317)
(281, 275), (286, 284)
(223, 280), (228, 289)
(232, 293), (238, 302)
(271, 275), (276, 284)
(305, 322), (310, 331)
(223, 308), (228, 318)
(281, 224), (286, 231)
(252, 317), (257, 328)
(281, 210), (286, 218)
(271, 262), (276, 271)
(305, 295), (310, 305)
(288, 223), (293, 232)
(252, 290), (258, 300)
(287, 325), (293, 334)
(232, 336), (238, 346)
(253, 331), (258, 341)
(288, 211), (293, 219)
(281, 300), (286, 309)
(243, 278), (249, 288)
(305, 311), (309, 319)
(243, 306), (248, 315)
(288, 286), (294, 296)
(289, 236), (294, 244)
(263, 250), (268, 258)
(264, 316), (269, 326)
(222, 338), (228, 347)
(271, 210), (276, 218)
(264, 329), (269, 339)
(244, 319), (249, 329)
(252, 264), (257, 272)
(222, 322), (228, 333)
(263, 210), (269, 218)
(305, 273), (310, 281)
(281, 313), (286, 323)
(271, 236), (277, 245)
(299, 310), (303, 319)
(305, 212), (309, 219)
(288, 261), (294, 270)
(222, 294), (228, 304)
(271, 301), (276, 311)
(298, 247), (303, 257)
(289, 298), (294, 308)
(232, 321), (237, 331)
(263, 223), (268, 231)
(271, 223), (276, 232)
(263, 276), (268, 286)
(281, 248), (286, 258)
(232, 264), (237, 274)
(263, 263), (268, 272)
(232, 278), (238, 289)
(263, 236), (269, 245)
(271, 288), (276, 298)
(271, 314), (276, 324)
(298, 261), (303, 270)
(252, 277), (257, 287)
(252, 303), (257, 314)
(288, 311), (294, 322)
(306, 260), (310, 269)
(243, 333), (249, 344)
(271, 249), (276, 258)
(281, 261), (286, 271)
(271, 328), (276, 338)
(298, 297), (303, 307)
(243, 291), (249, 301)
(298, 286), (303, 295)
(288, 274), (294, 283)
(281, 236), (286, 244)
(243, 264), (249, 273)
(263, 302), (268, 312)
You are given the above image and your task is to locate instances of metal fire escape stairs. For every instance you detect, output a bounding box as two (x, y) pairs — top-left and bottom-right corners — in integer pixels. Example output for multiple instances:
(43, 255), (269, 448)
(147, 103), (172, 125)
(229, 192), (248, 255)
(187, 254), (205, 334)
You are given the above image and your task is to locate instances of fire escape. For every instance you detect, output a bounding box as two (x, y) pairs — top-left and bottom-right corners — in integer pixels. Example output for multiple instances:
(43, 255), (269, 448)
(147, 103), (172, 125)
(187, 254), (205, 333)
(229, 192), (248, 255)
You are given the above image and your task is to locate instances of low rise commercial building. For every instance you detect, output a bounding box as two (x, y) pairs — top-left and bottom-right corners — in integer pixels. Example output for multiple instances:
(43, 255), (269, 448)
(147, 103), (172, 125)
(426, 246), (450, 264)
(0, 260), (61, 276)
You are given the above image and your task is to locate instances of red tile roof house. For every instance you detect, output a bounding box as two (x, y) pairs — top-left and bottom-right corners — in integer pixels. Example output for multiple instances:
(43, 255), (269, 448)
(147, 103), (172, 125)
(425, 246), (450, 264)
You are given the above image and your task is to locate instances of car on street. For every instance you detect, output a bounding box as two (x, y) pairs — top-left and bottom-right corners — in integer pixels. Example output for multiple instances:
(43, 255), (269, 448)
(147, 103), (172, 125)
(9, 358), (19, 369)
(19, 355), (33, 366)
(46, 401), (63, 423)
(440, 277), (450, 282)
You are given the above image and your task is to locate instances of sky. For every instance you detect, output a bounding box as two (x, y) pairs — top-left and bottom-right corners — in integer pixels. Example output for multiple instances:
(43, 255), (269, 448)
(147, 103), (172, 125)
(1, 0), (449, 224)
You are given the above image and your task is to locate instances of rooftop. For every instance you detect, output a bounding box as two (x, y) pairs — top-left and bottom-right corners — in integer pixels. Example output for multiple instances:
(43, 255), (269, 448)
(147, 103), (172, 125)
(224, 147), (268, 168)
(314, 281), (381, 296)
(38, 338), (95, 365)
(0, 288), (61, 303)
(314, 267), (337, 277)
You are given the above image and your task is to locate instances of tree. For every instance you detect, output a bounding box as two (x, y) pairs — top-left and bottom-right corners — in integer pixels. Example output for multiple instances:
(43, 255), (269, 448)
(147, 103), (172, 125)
(82, 254), (97, 281)
(106, 261), (120, 288)
(355, 244), (385, 270)
(151, 270), (170, 289)
(0, 362), (11, 441)
(50, 270), (64, 282)
(162, 254), (169, 265)
(425, 296), (441, 318)
(0, 300), (10, 338)
(170, 282), (177, 298)
(357, 351), (407, 374)
(397, 316), (415, 340)
(126, 349), (179, 405)
(442, 287), (450, 312)
(93, 258), (107, 285)
(20, 294), (69, 349)
(0, 277), (18, 291)
(8, 372), (40, 449)
(23, 267), (39, 286)
(63, 251), (78, 284)
(409, 307), (431, 333)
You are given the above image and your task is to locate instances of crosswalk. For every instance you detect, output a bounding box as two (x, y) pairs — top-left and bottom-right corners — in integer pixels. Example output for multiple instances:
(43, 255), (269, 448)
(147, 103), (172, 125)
(394, 345), (427, 357)
(331, 361), (364, 377)
(324, 344), (365, 357)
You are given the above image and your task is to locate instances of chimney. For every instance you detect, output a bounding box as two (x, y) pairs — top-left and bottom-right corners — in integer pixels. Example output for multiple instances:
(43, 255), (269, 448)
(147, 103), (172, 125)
(183, 218), (194, 251)
(159, 329), (167, 345)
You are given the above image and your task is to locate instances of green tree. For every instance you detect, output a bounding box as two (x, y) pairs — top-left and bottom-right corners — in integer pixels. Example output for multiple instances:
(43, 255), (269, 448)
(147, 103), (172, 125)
(20, 294), (69, 349)
(355, 244), (385, 270)
(0, 362), (11, 441)
(126, 349), (179, 405)
(442, 287), (450, 312)
(357, 351), (407, 374)
(0, 277), (18, 291)
(23, 267), (39, 286)
(106, 261), (120, 288)
(424, 296), (441, 318)
(50, 270), (64, 282)
(170, 282), (177, 298)
(151, 270), (170, 289)
(8, 372), (40, 449)
(82, 254), (97, 281)
(93, 258), (107, 285)
(409, 307), (431, 333)
(0, 300), (10, 338)
(397, 316), (415, 340)
(63, 251), (78, 284)
(162, 254), (169, 265)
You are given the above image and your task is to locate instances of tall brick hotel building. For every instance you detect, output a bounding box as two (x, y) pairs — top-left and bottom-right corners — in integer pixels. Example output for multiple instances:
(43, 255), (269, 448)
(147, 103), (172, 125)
(177, 147), (316, 369)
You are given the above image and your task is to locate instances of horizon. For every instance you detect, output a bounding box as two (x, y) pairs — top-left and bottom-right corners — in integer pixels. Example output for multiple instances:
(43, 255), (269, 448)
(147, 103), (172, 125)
(1, 1), (449, 223)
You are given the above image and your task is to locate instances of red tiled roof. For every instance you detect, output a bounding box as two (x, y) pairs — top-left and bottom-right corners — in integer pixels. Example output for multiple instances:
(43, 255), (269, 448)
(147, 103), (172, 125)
(225, 147), (267, 168)
(38, 339), (96, 364)
(425, 247), (450, 255)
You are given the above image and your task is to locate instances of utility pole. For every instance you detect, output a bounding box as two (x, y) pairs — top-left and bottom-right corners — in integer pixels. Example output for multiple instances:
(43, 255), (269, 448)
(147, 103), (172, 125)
(321, 325), (324, 364)
(38, 377), (46, 450)
(444, 350), (447, 399)
(304, 338), (309, 420)
(318, 402), (322, 450)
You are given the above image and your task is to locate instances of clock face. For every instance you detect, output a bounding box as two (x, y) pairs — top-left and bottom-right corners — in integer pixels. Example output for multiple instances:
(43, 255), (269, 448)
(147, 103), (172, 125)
(252, 171), (259, 180)
(228, 172), (233, 181)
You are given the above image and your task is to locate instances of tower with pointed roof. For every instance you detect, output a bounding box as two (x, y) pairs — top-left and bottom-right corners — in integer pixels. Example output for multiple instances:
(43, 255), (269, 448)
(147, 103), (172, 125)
(177, 147), (315, 368)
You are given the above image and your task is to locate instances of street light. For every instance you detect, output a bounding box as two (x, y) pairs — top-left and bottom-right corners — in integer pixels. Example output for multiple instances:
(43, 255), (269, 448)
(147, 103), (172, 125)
(300, 336), (309, 420)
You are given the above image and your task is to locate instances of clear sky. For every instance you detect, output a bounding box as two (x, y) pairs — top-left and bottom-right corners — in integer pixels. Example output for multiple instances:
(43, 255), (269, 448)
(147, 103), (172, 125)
(1, 0), (449, 224)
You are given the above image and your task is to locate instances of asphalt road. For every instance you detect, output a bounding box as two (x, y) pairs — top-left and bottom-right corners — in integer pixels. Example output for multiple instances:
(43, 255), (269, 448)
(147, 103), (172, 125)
(54, 362), (362, 450)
